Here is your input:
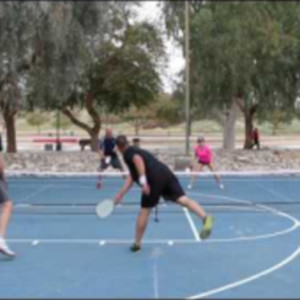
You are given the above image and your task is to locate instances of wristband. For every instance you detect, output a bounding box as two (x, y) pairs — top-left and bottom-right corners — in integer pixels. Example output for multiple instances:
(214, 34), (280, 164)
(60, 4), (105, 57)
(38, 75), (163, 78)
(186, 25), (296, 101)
(139, 175), (147, 186)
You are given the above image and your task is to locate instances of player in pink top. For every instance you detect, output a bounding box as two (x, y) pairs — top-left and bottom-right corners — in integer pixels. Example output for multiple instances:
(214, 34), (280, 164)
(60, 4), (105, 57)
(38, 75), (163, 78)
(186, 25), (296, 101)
(188, 136), (224, 190)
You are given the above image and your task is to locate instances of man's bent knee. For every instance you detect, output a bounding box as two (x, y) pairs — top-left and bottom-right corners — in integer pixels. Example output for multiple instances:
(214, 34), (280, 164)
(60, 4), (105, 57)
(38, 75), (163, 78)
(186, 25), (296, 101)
(176, 195), (190, 206)
(2, 200), (13, 210)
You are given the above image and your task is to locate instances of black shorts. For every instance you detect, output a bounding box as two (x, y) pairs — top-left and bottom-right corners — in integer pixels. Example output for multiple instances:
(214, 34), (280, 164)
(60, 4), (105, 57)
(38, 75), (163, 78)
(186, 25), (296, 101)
(100, 155), (122, 171)
(198, 160), (210, 166)
(141, 174), (185, 208)
(0, 180), (9, 204)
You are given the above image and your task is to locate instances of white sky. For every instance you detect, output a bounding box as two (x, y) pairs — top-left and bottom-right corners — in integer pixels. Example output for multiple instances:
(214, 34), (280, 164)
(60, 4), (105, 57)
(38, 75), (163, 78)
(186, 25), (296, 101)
(134, 1), (185, 93)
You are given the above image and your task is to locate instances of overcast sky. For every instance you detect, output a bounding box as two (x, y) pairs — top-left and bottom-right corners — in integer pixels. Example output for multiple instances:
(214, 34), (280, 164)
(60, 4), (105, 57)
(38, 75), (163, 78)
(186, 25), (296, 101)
(134, 1), (185, 93)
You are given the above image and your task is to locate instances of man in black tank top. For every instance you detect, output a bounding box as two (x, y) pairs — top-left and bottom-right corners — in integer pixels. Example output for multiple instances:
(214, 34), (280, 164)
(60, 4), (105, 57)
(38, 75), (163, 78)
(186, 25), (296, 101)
(114, 135), (214, 252)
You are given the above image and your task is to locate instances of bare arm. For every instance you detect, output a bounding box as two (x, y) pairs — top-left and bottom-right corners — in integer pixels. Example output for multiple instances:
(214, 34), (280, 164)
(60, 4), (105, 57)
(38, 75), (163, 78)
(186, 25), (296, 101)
(132, 154), (150, 195)
(132, 154), (146, 178)
(114, 175), (134, 205)
(98, 148), (104, 160)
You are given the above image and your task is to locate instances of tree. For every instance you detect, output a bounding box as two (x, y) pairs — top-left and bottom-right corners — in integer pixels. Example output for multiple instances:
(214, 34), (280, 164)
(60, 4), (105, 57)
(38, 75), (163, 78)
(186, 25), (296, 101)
(0, 2), (46, 152)
(26, 110), (49, 134)
(163, 1), (300, 149)
(122, 93), (183, 135)
(28, 2), (164, 151)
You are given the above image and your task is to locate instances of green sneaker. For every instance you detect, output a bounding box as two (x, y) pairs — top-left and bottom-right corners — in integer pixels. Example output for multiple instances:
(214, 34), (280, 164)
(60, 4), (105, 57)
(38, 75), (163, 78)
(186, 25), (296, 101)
(130, 243), (141, 253)
(200, 215), (214, 240)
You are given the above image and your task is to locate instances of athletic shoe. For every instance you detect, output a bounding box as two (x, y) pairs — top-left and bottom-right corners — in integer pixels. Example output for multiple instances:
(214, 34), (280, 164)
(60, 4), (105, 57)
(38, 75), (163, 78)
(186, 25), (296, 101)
(219, 184), (225, 190)
(130, 243), (141, 253)
(0, 238), (15, 258)
(200, 215), (214, 240)
(187, 184), (193, 190)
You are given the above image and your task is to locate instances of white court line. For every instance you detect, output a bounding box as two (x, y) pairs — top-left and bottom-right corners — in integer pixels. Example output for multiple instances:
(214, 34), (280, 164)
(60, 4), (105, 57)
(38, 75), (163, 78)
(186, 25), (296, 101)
(7, 239), (194, 244)
(183, 208), (201, 242)
(188, 243), (300, 299)
(256, 182), (291, 202)
(153, 263), (159, 299)
(7, 220), (300, 245)
(21, 184), (52, 202)
(11, 193), (300, 245)
(186, 191), (300, 299)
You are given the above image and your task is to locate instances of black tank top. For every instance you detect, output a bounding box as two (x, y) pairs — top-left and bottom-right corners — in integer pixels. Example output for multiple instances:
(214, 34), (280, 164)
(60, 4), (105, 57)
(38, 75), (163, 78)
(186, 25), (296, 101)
(123, 146), (173, 185)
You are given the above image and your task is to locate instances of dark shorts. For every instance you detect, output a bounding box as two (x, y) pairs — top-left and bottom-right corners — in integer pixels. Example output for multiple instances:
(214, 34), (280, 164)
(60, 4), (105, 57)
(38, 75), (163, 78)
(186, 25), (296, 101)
(100, 155), (123, 171)
(198, 160), (210, 166)
(141, 174), (185, 208)
(0, 180), (9, 204)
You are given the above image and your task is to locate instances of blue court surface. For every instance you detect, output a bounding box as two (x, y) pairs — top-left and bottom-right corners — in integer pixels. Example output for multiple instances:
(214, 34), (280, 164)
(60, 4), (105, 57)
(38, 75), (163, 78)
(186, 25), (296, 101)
(1, 174), (300, 298)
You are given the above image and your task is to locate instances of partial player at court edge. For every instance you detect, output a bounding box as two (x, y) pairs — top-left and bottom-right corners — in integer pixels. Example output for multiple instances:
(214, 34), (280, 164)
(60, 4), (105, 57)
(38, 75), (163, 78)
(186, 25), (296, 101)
(0, 154), (15, 257)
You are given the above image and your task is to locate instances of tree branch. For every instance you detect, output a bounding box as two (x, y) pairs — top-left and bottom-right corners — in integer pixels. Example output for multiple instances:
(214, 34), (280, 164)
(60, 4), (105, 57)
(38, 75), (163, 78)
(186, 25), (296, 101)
(85, 93), (101, 132)
(234, 96), (246, 113)
(250, 103), (258, 116)
(62, 107), (92, 133)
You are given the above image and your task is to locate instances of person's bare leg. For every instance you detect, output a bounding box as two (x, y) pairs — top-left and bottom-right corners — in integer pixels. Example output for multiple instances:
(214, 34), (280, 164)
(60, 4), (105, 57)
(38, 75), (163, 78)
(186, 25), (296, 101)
(177, 196), (206, 219)
(177, 195), (214, 239)
(188, 163), (203, 189)
(134, 208), (151, 247)
(0, 200), (15, 257)
(208, 164), (223, 188)
(0, 200), (13, 238)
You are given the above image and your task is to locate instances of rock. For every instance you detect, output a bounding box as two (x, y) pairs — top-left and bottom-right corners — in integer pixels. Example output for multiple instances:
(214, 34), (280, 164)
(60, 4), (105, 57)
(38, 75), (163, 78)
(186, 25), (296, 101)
(2, 149), (300, 173)
(174, 156), (191, 171)
(235, 156), (250, 163)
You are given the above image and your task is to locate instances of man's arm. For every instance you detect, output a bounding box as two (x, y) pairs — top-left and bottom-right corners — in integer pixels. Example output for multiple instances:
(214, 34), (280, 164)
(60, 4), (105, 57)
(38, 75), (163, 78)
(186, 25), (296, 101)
(114, 175), (134, 205)
(132, 154), (150, 195)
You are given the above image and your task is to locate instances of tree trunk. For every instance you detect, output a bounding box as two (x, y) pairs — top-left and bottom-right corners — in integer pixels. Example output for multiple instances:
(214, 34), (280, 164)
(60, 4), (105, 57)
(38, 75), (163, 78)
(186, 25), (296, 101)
(222, 119), (236, 150)
(234, 97), (257, 150)
(272, 121), (279, 136)
(62, 93), (101, 152)
(90, 130), (99, 152)
(3, 110), (17, 153)
(134, 120), (140, 136)
(244, 113), (254, 149)
(213, 102), (238, 151)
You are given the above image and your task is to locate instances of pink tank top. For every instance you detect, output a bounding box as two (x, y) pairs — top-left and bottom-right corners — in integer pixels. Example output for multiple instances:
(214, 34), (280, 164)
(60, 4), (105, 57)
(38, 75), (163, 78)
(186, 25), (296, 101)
(194, 144), (212, 164)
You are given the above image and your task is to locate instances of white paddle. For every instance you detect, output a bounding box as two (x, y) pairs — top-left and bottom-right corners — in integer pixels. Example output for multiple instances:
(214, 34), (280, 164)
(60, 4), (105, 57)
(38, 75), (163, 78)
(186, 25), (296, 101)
(96, 199), (114, 218)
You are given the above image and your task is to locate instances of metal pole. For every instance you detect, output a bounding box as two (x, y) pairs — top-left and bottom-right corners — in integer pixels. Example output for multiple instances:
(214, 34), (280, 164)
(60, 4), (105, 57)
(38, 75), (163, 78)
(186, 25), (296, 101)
(56, 109), (61, 151)
(185, 0), (190, 156)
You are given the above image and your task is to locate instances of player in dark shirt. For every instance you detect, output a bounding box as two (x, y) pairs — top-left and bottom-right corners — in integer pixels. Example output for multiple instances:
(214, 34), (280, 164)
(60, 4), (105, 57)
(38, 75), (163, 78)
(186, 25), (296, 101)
(114, 135), (214, 252)
(97, 128), (124, 188)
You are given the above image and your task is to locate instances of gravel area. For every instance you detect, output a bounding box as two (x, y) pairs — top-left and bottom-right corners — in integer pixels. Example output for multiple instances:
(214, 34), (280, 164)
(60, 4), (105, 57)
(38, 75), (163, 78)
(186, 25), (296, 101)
(2, 148), (300, 173)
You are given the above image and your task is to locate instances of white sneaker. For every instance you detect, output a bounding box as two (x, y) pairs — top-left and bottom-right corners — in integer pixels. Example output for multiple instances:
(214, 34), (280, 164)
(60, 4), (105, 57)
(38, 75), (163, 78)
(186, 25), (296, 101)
(0, 238), (15, 258)
(187, 184), (193, 190)
(219, 184), (225, 190)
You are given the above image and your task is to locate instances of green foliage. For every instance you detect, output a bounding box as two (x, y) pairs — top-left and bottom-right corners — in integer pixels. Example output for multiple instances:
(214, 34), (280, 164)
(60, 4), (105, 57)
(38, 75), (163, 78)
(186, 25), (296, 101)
(123, 93), (182, 133)
(26, 110), (49, 134)
(164, 1), (300, 147)
(82, 21), (163, 113)
(27, 2), (163, 114)
(155, 93), (183, 126)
